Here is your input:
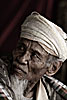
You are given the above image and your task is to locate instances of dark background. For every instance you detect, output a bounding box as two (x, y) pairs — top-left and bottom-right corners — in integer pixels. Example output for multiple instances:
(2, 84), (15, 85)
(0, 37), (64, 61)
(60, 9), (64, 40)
(0, 0), (67, 85)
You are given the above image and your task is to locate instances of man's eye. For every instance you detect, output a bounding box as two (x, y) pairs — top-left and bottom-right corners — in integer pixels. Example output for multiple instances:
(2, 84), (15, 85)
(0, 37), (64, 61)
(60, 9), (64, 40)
(17, 45), (23, 50)
(20, 46), (24, 51)
(16, 45), (26, 54)
(17, 43), (26, 50)
(31, 51), (41, 60)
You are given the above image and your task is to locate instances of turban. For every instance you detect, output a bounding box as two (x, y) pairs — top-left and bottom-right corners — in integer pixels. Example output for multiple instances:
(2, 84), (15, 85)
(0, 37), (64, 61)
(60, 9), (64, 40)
(21, 12), (67, 62)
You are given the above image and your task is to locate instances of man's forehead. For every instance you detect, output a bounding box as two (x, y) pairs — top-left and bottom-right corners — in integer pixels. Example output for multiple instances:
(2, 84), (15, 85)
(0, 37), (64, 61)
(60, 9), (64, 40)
(18, 38), (47, 54)
(19, 38), (40, 48)
(18, 38), (31, 46)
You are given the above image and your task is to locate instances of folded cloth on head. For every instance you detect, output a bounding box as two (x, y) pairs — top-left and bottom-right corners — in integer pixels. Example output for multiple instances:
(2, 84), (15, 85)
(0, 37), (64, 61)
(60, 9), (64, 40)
(21, 12), (67, 62)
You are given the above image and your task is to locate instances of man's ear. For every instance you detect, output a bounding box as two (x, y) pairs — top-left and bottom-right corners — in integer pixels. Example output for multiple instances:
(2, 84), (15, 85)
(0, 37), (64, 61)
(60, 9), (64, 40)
(46, 61), (62, 76)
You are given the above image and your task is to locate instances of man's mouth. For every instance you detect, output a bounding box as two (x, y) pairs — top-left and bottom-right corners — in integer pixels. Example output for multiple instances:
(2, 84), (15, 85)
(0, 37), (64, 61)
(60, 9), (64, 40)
(13, 61), (28, 75)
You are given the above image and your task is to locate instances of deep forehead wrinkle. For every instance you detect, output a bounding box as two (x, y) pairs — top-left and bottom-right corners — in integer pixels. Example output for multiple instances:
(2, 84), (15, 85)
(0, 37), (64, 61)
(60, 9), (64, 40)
(31, 41), (44, 55)
(19, 38), (31, 47)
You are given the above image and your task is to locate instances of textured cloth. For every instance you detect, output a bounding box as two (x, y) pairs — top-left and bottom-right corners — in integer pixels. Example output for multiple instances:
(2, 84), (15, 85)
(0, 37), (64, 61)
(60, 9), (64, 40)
(36, 79), (49, 100)
(0, 59), (14, 100)
(36, 76), (67, 100)
(0, 83), (13, 100)
(21, 12), (67, 62)
(42, 75), (67, 100)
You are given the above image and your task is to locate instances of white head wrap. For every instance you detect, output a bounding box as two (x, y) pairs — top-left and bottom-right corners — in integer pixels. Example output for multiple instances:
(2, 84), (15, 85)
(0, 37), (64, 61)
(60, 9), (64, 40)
(21, 12), (67, 62)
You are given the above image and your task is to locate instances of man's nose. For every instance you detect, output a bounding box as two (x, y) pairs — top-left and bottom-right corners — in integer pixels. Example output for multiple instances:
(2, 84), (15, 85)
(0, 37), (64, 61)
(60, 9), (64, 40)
(19, 51), (31, 64)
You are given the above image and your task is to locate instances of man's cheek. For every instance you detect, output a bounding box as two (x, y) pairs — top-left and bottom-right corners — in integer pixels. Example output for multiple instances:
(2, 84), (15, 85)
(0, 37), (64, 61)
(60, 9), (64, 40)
(29, 61), (41, 72)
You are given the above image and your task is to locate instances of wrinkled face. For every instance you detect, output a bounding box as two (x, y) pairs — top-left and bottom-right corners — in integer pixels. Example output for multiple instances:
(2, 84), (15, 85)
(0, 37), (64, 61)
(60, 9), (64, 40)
(12, 38), (49, 81)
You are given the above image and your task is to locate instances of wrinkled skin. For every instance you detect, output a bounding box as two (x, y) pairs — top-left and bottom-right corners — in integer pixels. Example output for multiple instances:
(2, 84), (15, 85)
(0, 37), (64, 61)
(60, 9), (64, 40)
(12, 38), (49, 97)
(12, 38), (49, 79)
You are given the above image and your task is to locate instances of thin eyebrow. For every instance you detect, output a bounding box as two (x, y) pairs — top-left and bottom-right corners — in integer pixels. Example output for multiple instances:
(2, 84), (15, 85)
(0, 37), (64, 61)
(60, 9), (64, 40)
(19, 39), (31, 48)
(17, 39), (26, 46)
(31, 47), (42, 57)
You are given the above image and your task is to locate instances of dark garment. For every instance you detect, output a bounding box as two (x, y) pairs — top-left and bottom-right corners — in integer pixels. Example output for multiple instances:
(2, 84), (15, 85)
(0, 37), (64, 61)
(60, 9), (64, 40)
(0, 58), (67, 100)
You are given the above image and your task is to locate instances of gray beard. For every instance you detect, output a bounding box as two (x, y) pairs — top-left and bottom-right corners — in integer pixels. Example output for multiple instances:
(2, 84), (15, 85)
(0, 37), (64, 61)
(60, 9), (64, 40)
(10, 75), (33, 100)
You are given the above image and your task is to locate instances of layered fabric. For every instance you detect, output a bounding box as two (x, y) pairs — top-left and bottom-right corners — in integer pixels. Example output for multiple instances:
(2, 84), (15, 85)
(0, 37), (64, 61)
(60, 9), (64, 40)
(43, 75), (67, 100)
(0, 83), (13, 100)
(36, 76), (67, 100)
(0, 59), (14, 100)
(36, 79), (49, 100)
(21, 12), (67, 62)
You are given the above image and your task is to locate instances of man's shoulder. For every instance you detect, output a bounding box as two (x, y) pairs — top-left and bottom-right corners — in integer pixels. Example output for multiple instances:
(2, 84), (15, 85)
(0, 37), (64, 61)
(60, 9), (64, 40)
(42, 75), (67, 100)
(0, 82), (13, 100)
(0, 58), (9, 82)
(0, 58), (15, 100)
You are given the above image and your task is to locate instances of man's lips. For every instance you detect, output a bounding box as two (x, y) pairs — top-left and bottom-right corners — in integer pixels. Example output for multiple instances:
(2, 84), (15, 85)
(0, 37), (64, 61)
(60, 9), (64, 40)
(13, 61), (28, 74)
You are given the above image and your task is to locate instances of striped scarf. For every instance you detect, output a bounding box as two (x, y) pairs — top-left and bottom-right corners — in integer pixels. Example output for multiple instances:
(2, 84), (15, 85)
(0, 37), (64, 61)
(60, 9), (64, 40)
(36, 75), (67, 100)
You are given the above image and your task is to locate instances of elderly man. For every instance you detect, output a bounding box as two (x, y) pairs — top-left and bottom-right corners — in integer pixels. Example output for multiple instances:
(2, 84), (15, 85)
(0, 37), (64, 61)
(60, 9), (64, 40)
(0, 12), (67, 100)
